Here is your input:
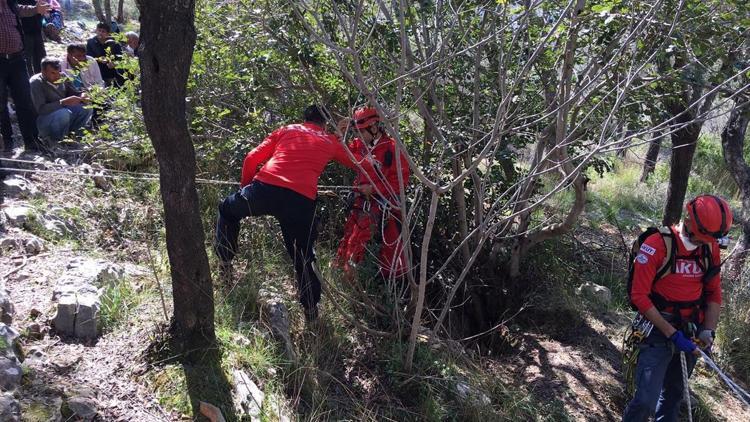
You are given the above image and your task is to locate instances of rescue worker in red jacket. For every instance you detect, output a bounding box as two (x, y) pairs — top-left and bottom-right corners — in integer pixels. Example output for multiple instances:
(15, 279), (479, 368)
(215, 105), (374, 323)
(623, 195), (733, 421)
(334, 107), (410, 280)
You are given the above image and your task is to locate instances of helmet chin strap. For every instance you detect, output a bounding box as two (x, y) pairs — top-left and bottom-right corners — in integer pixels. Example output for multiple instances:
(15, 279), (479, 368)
(678, 222), (700, 251)
(365, 125), (381, 145)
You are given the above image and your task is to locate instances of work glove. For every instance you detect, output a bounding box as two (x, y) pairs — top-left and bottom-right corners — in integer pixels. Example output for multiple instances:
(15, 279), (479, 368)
(698, 329), (715, 350)
(670, 330), (697, 353)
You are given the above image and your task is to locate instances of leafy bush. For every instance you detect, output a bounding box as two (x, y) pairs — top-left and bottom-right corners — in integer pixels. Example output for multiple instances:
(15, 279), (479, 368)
(716, 270), (750, 385)
(588, 161), (665, 227)
(688, 135), (740, 199)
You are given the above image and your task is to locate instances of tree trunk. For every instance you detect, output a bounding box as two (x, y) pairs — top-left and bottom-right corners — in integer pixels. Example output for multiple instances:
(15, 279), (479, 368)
(720, 103), (750, 277)
(117, 0), (125, 22)
(92, 0), (105, 23)
(137, 0), (216, 357)
(662, 110), (701, 226)
(104, 0), (112, 25)
(640, 129), (663, 183)
(451, 158), (471, 264)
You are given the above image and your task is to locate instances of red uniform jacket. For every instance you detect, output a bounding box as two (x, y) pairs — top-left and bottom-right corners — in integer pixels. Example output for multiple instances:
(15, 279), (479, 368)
(630, 226), (721, 321)
(241, 122), (370, 200)
(348, 135), (409, 203)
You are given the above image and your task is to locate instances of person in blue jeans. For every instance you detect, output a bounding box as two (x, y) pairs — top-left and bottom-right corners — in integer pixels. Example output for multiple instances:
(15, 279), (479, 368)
(623, 195), (733, 421)
(29, 57), (92, 143)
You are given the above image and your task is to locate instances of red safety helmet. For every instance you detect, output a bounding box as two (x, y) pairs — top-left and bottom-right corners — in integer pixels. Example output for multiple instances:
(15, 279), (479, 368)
(353, 107), (380, 129)
(684, 194), (733, 244)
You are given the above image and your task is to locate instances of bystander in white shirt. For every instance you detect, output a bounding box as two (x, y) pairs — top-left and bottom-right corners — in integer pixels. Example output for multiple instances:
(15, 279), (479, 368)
(60, 54), (105, 90)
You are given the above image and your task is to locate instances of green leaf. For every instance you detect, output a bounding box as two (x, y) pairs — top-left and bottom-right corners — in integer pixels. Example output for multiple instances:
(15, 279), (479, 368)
(591, 3), (614, 14)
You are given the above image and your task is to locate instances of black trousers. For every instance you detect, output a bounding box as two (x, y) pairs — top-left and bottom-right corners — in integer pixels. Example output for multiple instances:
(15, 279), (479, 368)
(0, 87), (10, 148)
(215, 181), (321, 310)
(0, 54), (38, 150)
(23, 31), (45, 75)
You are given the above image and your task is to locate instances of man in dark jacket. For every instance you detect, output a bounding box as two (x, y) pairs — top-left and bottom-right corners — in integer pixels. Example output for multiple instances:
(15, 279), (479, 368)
(0, 0), (47, 151)
(86, 22), (123, 87)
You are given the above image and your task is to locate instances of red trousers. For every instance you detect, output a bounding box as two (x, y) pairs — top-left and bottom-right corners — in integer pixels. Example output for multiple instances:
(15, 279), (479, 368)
(335, 198), (407, 278)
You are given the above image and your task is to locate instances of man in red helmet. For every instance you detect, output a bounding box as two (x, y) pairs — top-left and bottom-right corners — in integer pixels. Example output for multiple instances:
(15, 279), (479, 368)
(623, 195), (733, 421)
(334, 107), (410, 280)
(215, 105), (375, 323)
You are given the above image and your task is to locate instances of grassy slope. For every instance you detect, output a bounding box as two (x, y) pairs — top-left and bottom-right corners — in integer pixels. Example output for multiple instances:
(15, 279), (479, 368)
(10, 126), (748, 420)
(147, 135), (750, 421)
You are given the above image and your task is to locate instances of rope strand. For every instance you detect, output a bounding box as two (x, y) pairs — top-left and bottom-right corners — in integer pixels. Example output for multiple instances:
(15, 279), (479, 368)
(0, 161), (354, 191)
(681, 352), (693, 422)
(698, 349), (750, 407)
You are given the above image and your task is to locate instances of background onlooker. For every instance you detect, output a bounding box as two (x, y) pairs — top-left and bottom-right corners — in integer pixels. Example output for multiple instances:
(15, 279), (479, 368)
(29, 57), (92, 143)
(60, 43), (104, 90)
(42, 0), (63, 42)
(124, 31), (139, 57)
(86, 22), (123, 87)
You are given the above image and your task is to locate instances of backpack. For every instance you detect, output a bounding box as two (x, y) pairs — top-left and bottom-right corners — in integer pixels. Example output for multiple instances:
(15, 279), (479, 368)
(626, 226), (720, 322)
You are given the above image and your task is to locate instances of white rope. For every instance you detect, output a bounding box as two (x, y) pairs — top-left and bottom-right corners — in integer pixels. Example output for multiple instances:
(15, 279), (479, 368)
(0, 162), (355, 191)
(698, 349), (750, 408)
(681, 352), (693, 422)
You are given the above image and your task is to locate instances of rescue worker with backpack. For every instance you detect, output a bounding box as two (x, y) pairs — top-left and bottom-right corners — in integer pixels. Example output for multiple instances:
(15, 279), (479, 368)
(334, 107), (410, 280)
(622, 194), (733, 421)
(214, 105), (376, 324)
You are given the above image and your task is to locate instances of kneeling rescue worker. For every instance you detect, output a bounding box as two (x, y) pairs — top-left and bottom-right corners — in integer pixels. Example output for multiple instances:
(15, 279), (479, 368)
(334, 107), (410, 280)
(622, 194), (733, 421)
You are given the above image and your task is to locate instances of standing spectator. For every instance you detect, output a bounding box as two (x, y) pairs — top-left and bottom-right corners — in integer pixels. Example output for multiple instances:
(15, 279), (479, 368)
(86, 22), (123, 87)
(60, 43), (104, 90)
(29, 57), (92, 144)
(1, 0), (47, 152)
(18, 0), (46, 75)
(124, 31), (139, 57)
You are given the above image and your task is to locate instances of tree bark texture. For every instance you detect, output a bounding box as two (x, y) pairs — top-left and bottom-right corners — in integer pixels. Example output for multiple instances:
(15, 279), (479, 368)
(117, 0), (125, 22)
(103, 0), (112, 24)
(662, 108), (701, 226)
(720, 103), (750, 277)
(92, 0), (105, 23)
(137, 0), (216, 355)
(661, 52), (730, 225)
(640, 129), (663, 183)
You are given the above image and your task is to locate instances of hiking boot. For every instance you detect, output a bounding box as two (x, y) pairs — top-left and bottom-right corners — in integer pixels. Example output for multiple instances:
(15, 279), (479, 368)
(304, 306), (319, 324)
